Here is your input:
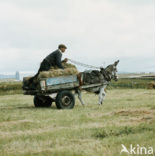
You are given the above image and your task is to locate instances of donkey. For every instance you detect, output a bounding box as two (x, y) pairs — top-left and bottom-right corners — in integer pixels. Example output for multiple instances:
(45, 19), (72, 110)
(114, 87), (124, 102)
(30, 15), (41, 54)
(77, 60), (119, 105)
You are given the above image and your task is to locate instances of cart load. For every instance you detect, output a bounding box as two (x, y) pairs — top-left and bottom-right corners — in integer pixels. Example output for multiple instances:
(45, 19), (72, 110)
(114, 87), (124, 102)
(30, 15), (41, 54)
(23, 62), (79, 90)
(38, 62), (79, 79)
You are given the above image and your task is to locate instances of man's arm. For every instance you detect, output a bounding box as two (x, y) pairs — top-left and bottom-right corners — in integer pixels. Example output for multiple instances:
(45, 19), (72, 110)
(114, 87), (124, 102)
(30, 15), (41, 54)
(56, 51), (64, 69)
(61, 58), (68, 63)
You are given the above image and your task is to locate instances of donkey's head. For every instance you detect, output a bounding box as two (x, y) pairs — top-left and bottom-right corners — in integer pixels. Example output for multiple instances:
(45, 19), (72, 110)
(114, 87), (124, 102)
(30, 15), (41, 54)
(100, 60), (119, 81)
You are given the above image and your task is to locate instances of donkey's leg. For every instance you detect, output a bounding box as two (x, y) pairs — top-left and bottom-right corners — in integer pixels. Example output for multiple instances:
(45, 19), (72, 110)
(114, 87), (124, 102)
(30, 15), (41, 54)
(101, 88), (106, 103)
(98, 87), (104, 105)
(98, 85), (106, 105)
(77, 89), (85, 106)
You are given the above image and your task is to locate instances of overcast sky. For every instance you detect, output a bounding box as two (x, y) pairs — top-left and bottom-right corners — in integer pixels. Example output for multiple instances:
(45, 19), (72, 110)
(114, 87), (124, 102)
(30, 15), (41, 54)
(0, 0), (155, 73)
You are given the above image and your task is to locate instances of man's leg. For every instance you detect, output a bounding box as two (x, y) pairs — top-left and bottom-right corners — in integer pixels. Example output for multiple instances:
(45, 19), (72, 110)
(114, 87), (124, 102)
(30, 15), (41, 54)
(28, 70), (40, 84)
(28, 60), (51, 87)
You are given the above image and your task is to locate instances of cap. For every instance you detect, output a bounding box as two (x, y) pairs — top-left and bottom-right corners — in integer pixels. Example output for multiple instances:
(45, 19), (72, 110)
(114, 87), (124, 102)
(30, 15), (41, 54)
(58, 44), (67, 49)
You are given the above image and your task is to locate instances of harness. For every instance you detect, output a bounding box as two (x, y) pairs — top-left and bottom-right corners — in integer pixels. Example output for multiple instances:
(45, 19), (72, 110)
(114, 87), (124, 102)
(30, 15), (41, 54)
(68, 59), (111, 81)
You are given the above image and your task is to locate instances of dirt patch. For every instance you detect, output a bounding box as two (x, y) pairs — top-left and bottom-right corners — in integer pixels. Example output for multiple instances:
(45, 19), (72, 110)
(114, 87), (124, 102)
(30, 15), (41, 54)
(140, 117), (153, 121)
(114, 109), (155, 124)
(130, 117), (153, 123)
(114, 110), (154, 116)
(0, 119), (34, 127)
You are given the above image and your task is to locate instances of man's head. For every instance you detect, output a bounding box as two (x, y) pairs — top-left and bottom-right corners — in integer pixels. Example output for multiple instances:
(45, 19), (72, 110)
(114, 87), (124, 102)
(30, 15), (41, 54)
(58, 44), (67, 53)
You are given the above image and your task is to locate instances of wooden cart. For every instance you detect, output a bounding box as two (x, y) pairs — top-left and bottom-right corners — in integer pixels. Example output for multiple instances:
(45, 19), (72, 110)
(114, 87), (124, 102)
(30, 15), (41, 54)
(23, 75), (104, 109)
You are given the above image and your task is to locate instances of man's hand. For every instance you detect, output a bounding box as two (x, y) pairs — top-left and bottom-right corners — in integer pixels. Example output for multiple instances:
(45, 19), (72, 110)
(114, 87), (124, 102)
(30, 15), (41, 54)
(63, 58), (68, 63)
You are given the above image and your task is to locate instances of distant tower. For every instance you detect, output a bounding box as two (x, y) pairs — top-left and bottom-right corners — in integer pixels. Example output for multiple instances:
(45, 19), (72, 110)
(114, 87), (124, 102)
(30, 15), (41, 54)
(15, 71), (20, 80)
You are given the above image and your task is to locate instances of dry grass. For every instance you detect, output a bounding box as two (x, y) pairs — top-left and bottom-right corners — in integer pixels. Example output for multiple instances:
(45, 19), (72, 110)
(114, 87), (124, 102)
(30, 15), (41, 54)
(0, 89), (155, 156)
(38, 63), (79, 79)
(148, 82), (155, 89)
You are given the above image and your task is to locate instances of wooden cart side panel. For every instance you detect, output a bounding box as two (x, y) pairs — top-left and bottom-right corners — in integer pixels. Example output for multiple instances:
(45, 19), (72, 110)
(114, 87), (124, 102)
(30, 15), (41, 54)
(46, 75), (78, 86)
(46, 82), (79, 90)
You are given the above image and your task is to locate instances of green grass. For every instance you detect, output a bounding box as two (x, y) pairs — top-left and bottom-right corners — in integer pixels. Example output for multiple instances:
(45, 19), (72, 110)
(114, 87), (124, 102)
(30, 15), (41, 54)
(0, 81), (22, 95)
(0, 89), (155, 156)
(110, 78), (155, 89)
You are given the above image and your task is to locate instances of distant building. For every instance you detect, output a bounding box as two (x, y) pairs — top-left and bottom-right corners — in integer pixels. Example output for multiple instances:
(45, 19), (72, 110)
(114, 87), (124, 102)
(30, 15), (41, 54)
(15, 71), (20, 80)
(0, 71), (20, 81)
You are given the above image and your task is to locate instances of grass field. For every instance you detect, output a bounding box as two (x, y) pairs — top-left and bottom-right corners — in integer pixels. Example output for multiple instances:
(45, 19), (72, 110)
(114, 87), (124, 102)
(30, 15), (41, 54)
(0, 89), (155, 156)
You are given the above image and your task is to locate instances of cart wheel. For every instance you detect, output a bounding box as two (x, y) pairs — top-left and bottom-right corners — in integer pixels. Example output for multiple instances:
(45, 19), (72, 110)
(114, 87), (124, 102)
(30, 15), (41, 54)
(56, 90), (75, 109)
(34, 95), (52, 107)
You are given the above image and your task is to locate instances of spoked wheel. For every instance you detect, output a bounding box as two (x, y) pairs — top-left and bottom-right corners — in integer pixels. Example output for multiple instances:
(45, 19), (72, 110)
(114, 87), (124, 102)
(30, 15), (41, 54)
(56, 90), (75, 109)
(33, 95), (53, 107)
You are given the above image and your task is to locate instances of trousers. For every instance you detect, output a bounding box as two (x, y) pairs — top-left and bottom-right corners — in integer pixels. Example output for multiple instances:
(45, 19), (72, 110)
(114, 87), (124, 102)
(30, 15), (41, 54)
(29, 59), (51, 83)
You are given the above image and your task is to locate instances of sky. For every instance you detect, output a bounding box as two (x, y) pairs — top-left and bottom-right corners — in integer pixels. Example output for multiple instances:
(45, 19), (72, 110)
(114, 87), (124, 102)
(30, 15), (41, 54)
(0, 0), (155, 73)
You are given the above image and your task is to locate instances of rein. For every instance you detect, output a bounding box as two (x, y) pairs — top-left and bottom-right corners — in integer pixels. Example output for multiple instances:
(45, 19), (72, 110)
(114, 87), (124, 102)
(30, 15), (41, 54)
(68, 58), (112, 81)
(68, 59), (100, 69)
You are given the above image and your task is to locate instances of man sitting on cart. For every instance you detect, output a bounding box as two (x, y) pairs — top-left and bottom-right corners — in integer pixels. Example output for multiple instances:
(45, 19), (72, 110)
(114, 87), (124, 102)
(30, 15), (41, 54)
(28, 44), (68, 89)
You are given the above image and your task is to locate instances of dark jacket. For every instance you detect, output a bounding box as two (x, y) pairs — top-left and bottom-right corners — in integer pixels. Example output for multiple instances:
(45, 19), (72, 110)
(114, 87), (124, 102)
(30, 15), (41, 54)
(45, 49), (64, 69)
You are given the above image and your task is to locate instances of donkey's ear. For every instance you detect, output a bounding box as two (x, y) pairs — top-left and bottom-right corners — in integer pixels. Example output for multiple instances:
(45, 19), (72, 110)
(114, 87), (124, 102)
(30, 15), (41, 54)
(114, 60), (119, 66)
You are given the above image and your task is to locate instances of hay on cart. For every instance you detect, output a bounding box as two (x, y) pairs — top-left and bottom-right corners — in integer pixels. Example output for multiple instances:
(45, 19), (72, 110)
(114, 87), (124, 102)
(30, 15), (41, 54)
(38, 62), (79, 79)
